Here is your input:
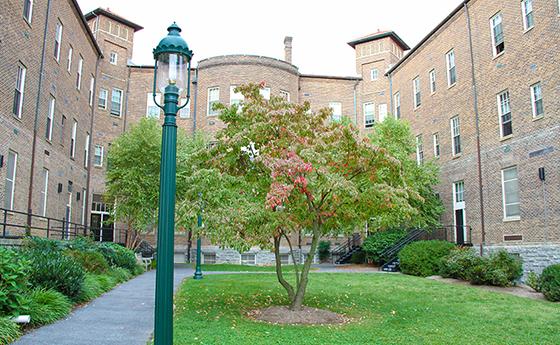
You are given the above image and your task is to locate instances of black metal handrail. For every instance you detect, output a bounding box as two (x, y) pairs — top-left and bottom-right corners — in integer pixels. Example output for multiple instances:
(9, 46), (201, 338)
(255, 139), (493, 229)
(332, 233), (361, 256)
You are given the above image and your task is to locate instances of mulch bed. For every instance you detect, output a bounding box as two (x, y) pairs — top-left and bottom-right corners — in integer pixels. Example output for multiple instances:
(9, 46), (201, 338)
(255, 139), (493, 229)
(247, 306), (349, 325)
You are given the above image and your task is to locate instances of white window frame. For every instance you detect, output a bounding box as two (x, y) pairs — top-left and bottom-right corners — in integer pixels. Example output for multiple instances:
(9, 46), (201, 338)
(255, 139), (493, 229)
(363, 102), (375, 128)
(109, 52), (118, 65)
(67, 46), (73, 72)
(111, 88), (123, 117)
(394, 92), (401, 119)
(370, 68), (379, 81)
(98, 88), (108, 109)
(501, 166), (520, 221)
(279, 90), (290, 102)
(146, 93), (162, 119)
(23, 0), (33, 24)
(76, 56), (83, 90)
(81, 188), (87, 225)
(88, 76), (95, 106)
(497, 90), (512, 138)
(446, 49), (457, 86)
(94, 145), (104, 167)
(530, 82), (543, 118)
(241, 253), (256, 265)
(13, 64), (26, 118)
(259, 87), (271, 100)
(413, 77), (421, 109)
(70, 120), (77, 158)
(450, 116), (461, 156)
(229, 85), (244, 108)
(429, 69), (436, 94)
(4, 151), (18, 210)
(490, 13), (505, 57)
(40, 168), (49, 217)
(521, 0), (534, 31)
(433, 133), (440, 158)
(46, 97), (55, 141)
(329, 102), (342, 122)
(54, 21), (63, 62)
(207, 87), (220, 116)
(378, 104), (388, 122)
(84, 133), (90, 168)
(179, 99), (191, 119)
(416, 135), (424, 165)
(454, 181), (465, 204)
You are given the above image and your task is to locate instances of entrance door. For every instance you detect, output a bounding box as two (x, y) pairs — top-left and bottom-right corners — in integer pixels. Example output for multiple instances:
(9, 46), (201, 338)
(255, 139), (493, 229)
(90, 213), (114, 242)
(64, 192), (72, 239)
(453, 181), (466, 245)
(455, 209), (465, 245)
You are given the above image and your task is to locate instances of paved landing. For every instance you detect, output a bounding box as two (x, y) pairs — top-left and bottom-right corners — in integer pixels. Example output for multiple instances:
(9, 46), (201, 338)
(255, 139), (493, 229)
(14, 268), (193, 345)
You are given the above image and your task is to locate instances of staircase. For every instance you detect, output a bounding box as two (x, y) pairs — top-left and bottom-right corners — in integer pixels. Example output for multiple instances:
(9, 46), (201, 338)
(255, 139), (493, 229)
(333, 233), (362, 264)
(379, 228), (427, 272)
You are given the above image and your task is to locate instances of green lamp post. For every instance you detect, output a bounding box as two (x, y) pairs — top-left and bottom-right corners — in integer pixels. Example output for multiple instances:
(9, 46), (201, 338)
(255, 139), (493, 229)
(152, 22), (193, 345)
(194, 193), (203, 280)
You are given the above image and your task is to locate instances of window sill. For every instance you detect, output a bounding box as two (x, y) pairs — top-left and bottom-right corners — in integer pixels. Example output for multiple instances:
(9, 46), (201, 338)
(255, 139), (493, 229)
(23, 18), (32, 29)
(452, 153), (462, 160)
(110, 114), (122, 119)
(12, 114), (23, 123)
(93, 165), (103, 169)
(414, 105), (421, 111)
(532, 115), (544, 122)
(523, 26), (534, 34)
(500, 135), (513, 142)
(448, 83), (457, 90)
(45, 139), (53, 145)
(503, 217), (520, 223)
(492, 51), (505, 60)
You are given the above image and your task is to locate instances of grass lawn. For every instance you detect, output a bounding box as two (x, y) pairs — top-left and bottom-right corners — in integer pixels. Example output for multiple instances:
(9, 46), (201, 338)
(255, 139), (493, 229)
(174, 273), (560, 345)
(185, 263), (314, 272)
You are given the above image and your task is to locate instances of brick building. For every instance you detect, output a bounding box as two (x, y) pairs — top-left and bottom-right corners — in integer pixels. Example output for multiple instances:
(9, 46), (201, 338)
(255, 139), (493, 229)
(1, 0), (558, 273)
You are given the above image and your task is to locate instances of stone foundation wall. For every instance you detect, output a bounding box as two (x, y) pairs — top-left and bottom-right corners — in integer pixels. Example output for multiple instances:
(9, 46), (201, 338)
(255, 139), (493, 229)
(483, 243), (560, 280)
(175, 246), (319, 265)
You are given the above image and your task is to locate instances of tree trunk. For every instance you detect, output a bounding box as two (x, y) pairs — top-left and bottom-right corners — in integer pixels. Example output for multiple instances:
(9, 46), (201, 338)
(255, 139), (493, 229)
(291, 217), (321, 310)
(273, 235), (295, 302)
(186, 230), (193, 263)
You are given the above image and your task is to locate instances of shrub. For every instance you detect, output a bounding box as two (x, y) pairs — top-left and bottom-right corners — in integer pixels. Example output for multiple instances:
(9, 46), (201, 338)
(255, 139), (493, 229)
(24, 289), (72, 326)
(76, 274), (104, 303)
(0, 247), (30, 316)
(98, 243), (137, 272)
(440, 248), (482, 281)
(527, 271), (542, 292)
(0, 318), (20, 345)
(107, 267), (132, 284)
(398, 240), (455, 277)
(23, 236), (65, 252)
(317, 241), (331, 263)
(540, 264), (560, 302)
(25, 250), (85, 301)
(132, 264), (145, 276)
(64, 236), (98, 252)
(466, 250), (523, 287)
(350, 250), (366, 264)
(67, 250), (109, 274)
(362, 230), (407, 263)
(94, 274), (117, 292)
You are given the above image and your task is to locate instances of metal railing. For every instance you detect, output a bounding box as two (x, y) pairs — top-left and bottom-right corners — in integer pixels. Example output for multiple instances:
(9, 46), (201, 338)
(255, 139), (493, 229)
(1, 207), (129, 244)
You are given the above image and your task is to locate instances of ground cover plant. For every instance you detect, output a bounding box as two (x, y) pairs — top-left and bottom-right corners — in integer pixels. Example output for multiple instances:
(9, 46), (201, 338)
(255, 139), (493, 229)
(173, 273), (560, 345)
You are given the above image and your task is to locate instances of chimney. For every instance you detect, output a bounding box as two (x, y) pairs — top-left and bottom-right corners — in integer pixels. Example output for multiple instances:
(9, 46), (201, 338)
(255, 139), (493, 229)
(284, 36), (293, 63)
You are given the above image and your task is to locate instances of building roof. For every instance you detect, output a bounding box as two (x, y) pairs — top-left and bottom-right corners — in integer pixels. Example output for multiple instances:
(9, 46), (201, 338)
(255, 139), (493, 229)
(84, 8), (144, 32)
(300, 74), (361, 81)
(69, 0), (102, 56)
(386, 0), (469, 75)
(347, 31), (410, 51)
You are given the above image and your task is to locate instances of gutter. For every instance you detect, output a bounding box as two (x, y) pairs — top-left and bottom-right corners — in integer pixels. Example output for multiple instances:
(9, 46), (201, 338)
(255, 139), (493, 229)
(192, 69), (199, 133)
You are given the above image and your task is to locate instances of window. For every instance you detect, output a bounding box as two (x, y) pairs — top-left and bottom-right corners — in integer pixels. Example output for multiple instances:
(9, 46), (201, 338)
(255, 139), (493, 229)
(111, 89), (123, 116)
(363, 102), (375, 128)
(241, 253), (256, 265)
(84, 133), (90, 168)
(378, 104), (388, 122)
(329, 102), (342, 122)
(76, 56), (83, 90)
(450, 116), (461, 156)
(46, 97), (55, 141)
(394, 92), (401, 119)
(54, 22), (63, 62)
(203, 253), (216, 264)
(23, 0), (33, 23)
(109, 52), (118, 65)
(259, 87), (271, 100)
(454, 181), (464, 203)
(4, 151), (18, 210)
(280, 254), (290, 265)
(530, 82), (543, 118)
(416, 135), (424, 165)
(88, 76), (95, 106)
(433, 133), (440, 158)
(491, 13), (505, 56)
(67, 46), (73, 72)
(60, 115), (66, 144)
(13, 64), (26, 118)
(94, 145), (104, 167)
(429, 69), (436, 93)
(40, 168), (49, 216)
(497, 90), (512, 137)
(81, 188), (87, 225)
(70, 120), (77, 158)
(207, 87), (220, 116)
(446, 50), (457, 86)
(179, 99), (190, 119)
(521, 0), (534, 31)
(370, 68), (379, 81)
(98, 88), (108, 109)
(230, 86), (244, 107)
(413, 77), (421, 108)
(501, 166), (520, 220)
(146, 93), (161, 118)
(279, 90), (290, 101)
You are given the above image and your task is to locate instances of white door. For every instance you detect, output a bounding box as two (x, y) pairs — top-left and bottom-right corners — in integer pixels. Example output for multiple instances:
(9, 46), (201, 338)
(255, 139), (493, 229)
(452, 181), (467, 244)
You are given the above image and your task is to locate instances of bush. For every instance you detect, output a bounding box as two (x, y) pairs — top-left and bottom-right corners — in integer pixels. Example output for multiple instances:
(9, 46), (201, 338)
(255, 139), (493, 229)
(132, 264), (145, 276)
(527, 271), (542, 292)
(64, 236), (98, 252)
(350, 250), (366, 264)
(107, 267), (132, 284)
(24, 289), (72, 326)
(440, 248), (482, 281)
(0, 247), (30, 316)
(67, 250), (109, 274)
(98, 243), (137, 272)
(0, 318), (20, 344)
(76, 274), (105, 303)
(25, 249), (85, 301)
(540, 264), (560, 302)
(398, 240), (455, 277)
(362, 230), (407, 263)
(466, 250), (523, 287)
(94, 274), (117, 292)
(23, 236), (65, 252)
(317, 241), (331, 263)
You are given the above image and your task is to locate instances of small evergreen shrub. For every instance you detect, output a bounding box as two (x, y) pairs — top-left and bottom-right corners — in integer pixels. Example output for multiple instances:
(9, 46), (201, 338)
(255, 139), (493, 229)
(98, 243), (137, 272)
(0, 318), (20, 344)
(67, 250), (109, 274)
(0, 247), (30, 316)
(362, 230), (407, 263)
(398, 240), (455, 277)
(94, 274), (117, 292)
(527, 271), (542, 292)
(318, 241), (331, 263)
(540, 264), (560, 302)
(466, 250), (523, 287)
(76, 274), (104, 303)
(440, 248), (482, 281)
(107, 267), (132, 284)
(350, 250), (366, 264)
(24, 289), (72, 326)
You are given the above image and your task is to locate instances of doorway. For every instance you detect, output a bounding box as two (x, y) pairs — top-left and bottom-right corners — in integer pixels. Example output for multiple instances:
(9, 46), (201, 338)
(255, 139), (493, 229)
(453, 181), (467, 245)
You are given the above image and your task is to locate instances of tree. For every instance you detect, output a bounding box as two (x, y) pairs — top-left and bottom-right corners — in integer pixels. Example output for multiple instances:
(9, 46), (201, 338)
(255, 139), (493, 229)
(200, 84), (427, 310)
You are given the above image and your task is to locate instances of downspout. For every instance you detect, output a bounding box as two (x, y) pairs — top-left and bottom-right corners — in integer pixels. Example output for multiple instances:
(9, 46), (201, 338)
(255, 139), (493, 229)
(191, 68), (199, 133)
(123, 66), (132, 132)
(27, 0), (53, 226)
(353, 81), (358, 125)
(464, 2), (486, 254)
(388, 73), (394, 117)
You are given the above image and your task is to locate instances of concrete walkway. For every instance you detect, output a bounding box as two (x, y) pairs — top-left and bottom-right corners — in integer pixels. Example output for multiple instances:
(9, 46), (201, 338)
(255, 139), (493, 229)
(14, 267), (194, 345)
